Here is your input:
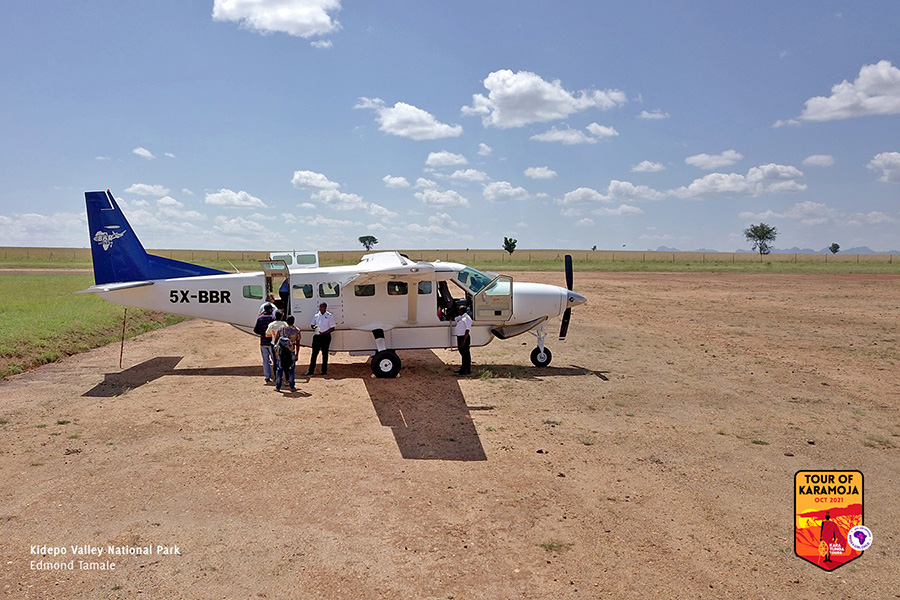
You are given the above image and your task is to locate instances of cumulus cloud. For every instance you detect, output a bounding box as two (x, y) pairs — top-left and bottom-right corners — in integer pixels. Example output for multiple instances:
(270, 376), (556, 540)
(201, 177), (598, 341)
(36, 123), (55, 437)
(157, 196), (205, 220)
(685, 150), (743, 170)
(483, 181), (529, 202)
(631, 160), (665, 173)
(557, 181), (664, 205)
(638, 109), (670, 120)
(803, 155), (835, 167)
(383, 175), (410, 188)
(126, 183), (170, 196)
(414, 188), (469, 208)
(592, 204), (643, 217)
(0, 211), (86, 247)
(790, 60), (900, 123)
(212, 0), (341, 38)
(477, 143), (493, 156)
(739, 201), (842, 226)
(132, 147), (155, 160)
(292, 170), (340, 190)
(867, 151), (900, 183)
(531, 122), (619, 145)
(461, 69), (626, 128)
(205, 189), (267, 208)
(524, 166), (557, 180)
(355, 98), (463, 140)
(425, 151), (468, 168)
(575, 218), (595, 227)
(449, 169), (489, 182)
(672, 164), (806, 200)
(213, 215), (270, 236)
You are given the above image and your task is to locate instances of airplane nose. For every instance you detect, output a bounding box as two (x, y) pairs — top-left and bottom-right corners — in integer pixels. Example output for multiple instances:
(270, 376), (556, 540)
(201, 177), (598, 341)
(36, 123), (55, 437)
(566, 291), (586, 307)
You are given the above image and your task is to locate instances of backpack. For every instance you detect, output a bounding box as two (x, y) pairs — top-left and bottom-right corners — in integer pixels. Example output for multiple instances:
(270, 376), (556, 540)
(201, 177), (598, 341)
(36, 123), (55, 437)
(277, 327), (297, 357)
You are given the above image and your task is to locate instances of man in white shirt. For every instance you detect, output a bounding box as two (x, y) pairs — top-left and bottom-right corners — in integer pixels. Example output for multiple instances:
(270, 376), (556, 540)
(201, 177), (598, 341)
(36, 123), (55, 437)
(306, 302), (336, 376)
(452, 305), (472, 375)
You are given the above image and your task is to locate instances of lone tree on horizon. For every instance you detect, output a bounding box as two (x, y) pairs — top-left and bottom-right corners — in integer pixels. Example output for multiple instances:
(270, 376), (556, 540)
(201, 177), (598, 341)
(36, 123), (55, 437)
(744, 223), (777, 256)
(358, 235), (378, 251)
(829, 242), (840, 254)
(503, 236), (517, 255)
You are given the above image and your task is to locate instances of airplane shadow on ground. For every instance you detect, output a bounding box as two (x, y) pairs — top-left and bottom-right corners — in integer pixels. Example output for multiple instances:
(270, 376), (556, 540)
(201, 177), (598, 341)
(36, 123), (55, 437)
(81, 352), (604, 461)
(82, 357), (311, 398)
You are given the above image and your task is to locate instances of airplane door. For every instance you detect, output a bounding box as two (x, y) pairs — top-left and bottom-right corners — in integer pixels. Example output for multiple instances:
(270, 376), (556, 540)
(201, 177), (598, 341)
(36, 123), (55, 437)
(258, 259), (290, 315)
(472, 274), (512, 322)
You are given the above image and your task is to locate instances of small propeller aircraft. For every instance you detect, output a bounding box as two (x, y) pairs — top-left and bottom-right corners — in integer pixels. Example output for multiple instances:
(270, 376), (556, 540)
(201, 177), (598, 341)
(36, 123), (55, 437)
(82, 189), (586, 377)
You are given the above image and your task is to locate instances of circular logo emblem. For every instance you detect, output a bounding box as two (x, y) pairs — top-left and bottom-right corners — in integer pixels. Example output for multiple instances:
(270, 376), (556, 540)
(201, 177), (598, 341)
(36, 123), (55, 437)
(847, 525), (873, 551)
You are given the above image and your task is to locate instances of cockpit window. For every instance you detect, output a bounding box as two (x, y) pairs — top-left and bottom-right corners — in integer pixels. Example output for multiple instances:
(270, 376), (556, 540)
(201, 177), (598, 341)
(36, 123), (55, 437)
(454, 267), (493, 293)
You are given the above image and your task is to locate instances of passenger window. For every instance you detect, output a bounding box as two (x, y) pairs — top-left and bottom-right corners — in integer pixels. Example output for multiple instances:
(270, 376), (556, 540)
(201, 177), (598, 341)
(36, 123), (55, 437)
(354, 284), (375, 297)
(319, 282), (340, 298)
(417, 281), (432, 295)
(387, 281), (408, 296)
(243, 285), (264, 300)
(271, 254), (293, 265)
(293, 283), (313, 299)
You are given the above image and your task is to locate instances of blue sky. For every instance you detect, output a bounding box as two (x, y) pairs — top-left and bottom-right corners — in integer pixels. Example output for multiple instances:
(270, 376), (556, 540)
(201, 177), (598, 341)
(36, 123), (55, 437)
(1, 1), (899, 252)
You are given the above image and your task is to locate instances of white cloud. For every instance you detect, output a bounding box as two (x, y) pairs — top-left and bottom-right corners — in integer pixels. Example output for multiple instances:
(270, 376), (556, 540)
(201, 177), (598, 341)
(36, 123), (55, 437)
(638, 109), (670, 120)
(307, 215), (356, 228)
(631, 160), (665, 173)
(575, 218), (594, 227)
(292, 170), (340, 190)
(685, 150), (743, 170)
(313, 188), (366, 211)
(531, 123), (619, 145)
(803, 155), (835, 167)
(483, 181), (529, 202)
(671, 164), (805, 200)
(212, 0), (341, 38)
(0, 211), (86, 247)
(355, 98), (463, 140)
(157, 196), (205, 220)
(213, 215), (270, 236)
(205, 189), (267, 208)
(414, 188), (469, 208)
(311, 39), (332, 49)
(132, 147), (155, 160)
(477, 143), (493, 156)
(795, 60), (900, 122)
(591, 204), (643, 217)
(739, 201), (841, 226)
(415, 177), (438, 189)
(383, 175), (410, 188)
(126, 183), (170, 196)
(867, 152), (900, 183)
(461, 69), (626, 128)
(557, 187), (609, 205)
(557, 181), (664, 205)
(524, 166), (557, 180)
(450, 169), (489, 182)
(425, 151), (468, 168)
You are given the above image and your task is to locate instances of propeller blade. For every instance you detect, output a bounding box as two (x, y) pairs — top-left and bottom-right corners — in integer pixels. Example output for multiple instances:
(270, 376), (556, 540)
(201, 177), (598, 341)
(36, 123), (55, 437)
(559, 307), (571, 340)
(564, 254), (573, 290)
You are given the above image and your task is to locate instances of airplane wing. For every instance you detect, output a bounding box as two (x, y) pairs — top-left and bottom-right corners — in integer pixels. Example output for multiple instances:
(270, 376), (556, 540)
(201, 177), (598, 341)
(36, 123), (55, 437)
(343, 252), (436, 286)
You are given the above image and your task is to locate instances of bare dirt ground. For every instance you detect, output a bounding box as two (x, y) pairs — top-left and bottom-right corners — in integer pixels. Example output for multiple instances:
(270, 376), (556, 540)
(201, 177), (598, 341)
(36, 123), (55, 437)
(2, 272), (898, 599)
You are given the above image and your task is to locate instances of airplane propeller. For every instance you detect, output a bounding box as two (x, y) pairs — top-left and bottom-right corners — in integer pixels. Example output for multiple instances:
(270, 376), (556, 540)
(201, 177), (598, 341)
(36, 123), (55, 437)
(559, 254), (573, 340)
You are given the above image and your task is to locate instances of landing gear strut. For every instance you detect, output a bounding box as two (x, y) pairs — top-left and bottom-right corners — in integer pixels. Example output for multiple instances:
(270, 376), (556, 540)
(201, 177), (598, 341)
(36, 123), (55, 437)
(529, 324), (553, 367)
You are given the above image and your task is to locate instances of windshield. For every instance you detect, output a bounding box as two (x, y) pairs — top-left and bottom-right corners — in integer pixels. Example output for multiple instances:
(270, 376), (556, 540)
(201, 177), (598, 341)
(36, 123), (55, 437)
(454, 267), (493, 293)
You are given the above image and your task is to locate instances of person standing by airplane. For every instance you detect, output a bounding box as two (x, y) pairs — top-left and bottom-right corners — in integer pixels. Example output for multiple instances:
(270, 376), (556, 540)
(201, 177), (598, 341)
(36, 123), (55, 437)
(253, 304), (277, 384)
(273, 315), (300, 392)
(306, 302), (335, 376)
(266, 310), (288, 384)
(453, 305), (472, 375)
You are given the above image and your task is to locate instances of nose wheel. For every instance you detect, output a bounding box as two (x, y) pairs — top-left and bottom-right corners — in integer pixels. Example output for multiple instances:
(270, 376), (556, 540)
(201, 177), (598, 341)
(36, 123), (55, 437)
(530, 346), (552, 367)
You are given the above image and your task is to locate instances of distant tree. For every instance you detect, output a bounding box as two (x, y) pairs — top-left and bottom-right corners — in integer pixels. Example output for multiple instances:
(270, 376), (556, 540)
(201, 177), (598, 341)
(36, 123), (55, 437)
(743, 223), (777, 256)
(358, 235), (378, 251)
(591, 245), (597, 251)
(829, 243), (840, 254)
(503, 236), (517, 255)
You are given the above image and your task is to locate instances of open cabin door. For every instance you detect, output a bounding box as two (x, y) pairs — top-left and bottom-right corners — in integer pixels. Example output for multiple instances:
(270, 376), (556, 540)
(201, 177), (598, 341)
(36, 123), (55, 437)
(472, 274), (513, 322)
(258, 259), (290, 315)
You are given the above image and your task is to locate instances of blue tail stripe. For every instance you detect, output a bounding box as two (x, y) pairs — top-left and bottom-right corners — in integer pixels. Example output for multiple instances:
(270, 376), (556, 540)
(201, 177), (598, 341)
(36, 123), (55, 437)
(86, 190), (226, 285)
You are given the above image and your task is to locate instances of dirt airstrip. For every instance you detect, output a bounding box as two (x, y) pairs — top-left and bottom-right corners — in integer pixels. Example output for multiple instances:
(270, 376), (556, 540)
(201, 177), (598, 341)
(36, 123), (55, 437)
(1, 272), (898, 599)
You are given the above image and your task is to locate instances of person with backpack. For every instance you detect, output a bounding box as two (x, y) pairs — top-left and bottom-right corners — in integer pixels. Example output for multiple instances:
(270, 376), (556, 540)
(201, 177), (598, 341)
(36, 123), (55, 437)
(273, 315), (300, 392)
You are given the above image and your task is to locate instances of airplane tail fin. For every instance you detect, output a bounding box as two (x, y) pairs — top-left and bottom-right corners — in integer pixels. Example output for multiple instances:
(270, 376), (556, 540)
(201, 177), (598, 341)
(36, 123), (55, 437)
(85, 189), (226, 285)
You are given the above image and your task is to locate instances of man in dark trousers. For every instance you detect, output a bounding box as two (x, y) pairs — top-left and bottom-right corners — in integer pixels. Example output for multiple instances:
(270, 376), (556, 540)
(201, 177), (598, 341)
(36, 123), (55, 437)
(253, 304), (276, 383)
(452, 305), (472, 375)
(306, 302), (335, 376)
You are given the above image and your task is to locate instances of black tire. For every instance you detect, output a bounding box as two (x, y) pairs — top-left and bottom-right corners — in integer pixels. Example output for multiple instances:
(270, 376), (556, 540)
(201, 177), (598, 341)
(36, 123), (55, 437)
(371, 350), (402, 378)
(530, 346), (552, 367)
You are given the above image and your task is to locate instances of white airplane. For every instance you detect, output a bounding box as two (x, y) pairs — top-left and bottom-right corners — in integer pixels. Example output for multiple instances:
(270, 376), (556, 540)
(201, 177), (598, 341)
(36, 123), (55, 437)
(82, 189), (586, 377)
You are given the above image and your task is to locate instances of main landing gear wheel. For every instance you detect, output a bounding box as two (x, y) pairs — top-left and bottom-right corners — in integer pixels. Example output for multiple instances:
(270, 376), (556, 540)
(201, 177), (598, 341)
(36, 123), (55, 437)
(371, 350), (402, 378)
(530, 346), (552, 367)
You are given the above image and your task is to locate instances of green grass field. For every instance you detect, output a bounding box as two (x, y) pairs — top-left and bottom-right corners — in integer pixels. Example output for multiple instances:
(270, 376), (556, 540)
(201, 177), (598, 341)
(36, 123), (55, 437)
(0, 273), (185, 380)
